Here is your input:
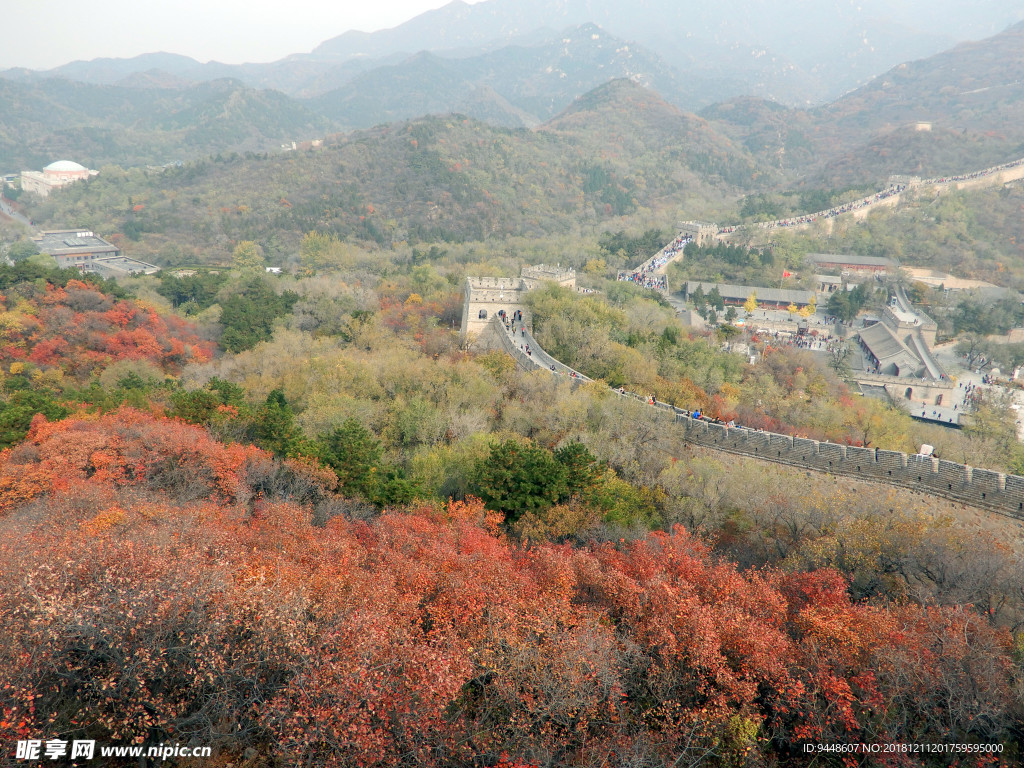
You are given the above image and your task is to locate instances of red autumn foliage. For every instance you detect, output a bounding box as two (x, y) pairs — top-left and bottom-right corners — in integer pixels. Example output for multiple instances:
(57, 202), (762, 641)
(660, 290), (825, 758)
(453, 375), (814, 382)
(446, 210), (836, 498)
(0, 280), (212, 378)
(0, 409), (263, 511)
(0, 410), (1016, 766)
(376, 288), (462, 353)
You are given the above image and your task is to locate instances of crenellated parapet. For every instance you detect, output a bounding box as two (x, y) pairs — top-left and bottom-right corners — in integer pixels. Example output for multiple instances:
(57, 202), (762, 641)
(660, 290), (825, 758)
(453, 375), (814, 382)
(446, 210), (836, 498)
(460, 277), (531, 341)
(461, 265), (575, 345)
(671, 413), (1024, 517)
(520, 264), (576, 290)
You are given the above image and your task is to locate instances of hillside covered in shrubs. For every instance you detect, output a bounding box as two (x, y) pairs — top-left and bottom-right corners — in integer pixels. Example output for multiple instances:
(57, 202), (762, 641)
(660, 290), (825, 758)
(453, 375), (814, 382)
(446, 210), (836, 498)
(1, 409), (1018, 767)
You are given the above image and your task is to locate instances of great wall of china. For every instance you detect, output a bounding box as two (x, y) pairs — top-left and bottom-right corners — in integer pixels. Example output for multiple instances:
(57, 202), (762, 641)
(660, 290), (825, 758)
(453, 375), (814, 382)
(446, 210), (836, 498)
(717, 155), (1024, 237)
(616, 155), (1024, 293)
(486, 313), (1024, 519)
(461, 154), (1024, 519)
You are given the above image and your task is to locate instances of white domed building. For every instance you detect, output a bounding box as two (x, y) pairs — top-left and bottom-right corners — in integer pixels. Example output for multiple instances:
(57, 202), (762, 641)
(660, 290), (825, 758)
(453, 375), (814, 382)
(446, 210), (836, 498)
(21, 160), (98, 197)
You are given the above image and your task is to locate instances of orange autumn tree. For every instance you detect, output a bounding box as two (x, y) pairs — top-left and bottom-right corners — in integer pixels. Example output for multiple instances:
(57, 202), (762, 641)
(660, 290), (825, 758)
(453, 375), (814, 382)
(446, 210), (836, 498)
(2, 279), (212, 379)
(0, 410), (1017, 766)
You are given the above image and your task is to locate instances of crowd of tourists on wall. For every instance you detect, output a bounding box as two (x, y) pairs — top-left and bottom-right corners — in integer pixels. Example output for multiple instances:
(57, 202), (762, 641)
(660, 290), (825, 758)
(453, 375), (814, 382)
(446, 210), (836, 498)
(925, 156), (1024, 185)
(719, 184), (909, 234)
(617, 234), (692, 290)
(618, 271), (668, 291)
(758, 328), (838, 352)
(498, 309), (525, 338)
(714, 155), (1024, 238)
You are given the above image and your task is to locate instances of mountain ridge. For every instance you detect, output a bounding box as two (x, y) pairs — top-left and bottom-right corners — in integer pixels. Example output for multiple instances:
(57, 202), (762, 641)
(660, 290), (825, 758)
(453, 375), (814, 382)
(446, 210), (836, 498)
(6, 0), (1024, 109)
(0, 76), (333, 170)
(26, 81), (762, 261)
(308, 24), (704, 130)
(6, 16), (1024, 202)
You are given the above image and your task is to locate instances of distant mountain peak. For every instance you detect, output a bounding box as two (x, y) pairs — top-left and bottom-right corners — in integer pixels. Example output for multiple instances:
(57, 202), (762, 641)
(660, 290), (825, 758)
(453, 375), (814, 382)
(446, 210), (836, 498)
(551, 77), (679, 119)
(115, 68), (195, 90)
(45, 52), (204, 86)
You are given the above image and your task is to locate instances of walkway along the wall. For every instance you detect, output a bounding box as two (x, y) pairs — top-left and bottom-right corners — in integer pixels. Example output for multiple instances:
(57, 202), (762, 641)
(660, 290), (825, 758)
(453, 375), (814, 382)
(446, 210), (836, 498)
(490, 316), (1024, 520)
(714, 156), (1024, 238)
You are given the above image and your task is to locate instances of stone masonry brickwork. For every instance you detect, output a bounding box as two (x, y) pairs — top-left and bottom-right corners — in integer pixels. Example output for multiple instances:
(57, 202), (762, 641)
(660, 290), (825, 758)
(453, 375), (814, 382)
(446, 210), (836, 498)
(461, 265), (576, 344)
(489, 315), (593, 382)
(663, 412), (1024, 518)
(493, 314), (1024, 519)
(461, 276), (529, 339)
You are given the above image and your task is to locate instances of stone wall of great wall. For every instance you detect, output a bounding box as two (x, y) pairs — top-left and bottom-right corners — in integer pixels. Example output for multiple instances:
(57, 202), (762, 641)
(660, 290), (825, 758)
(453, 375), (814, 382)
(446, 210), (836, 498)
(461, 266), (576, 342)
(655, 408), (1024, 518)
(488, 315), (592, 381)
(468, 152), (1024, 521)
(717, 155), (1024, 238)
(489, 315), (1024, 519)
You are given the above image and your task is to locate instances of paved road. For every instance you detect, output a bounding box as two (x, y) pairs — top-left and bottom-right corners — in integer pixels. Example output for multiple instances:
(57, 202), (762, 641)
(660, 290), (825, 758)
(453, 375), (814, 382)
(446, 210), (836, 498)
(932, 341), (1024, 438)
(0, 197), (32, 227)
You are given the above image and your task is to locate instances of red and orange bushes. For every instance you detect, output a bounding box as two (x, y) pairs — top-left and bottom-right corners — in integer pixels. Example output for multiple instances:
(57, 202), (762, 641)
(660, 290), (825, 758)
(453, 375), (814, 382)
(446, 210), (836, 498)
(0, 280), (213, 379)
(0, 463), (51, 513)
(0, 411), (1017, 766)
(0, 520), (299, 751)
(0, 409), (264, 511)
(377, 290), (462, 354)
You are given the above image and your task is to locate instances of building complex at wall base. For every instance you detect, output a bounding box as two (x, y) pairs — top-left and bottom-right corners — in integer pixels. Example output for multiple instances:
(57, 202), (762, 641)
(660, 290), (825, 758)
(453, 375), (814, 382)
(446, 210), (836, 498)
(33, 230), (120, 268)
(20, 161), (97, 198)
(32, 230), (159, 275)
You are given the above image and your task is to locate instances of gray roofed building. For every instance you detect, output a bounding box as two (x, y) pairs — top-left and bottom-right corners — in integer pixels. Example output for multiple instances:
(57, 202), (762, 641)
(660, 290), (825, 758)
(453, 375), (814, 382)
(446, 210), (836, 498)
(83, 256), (160, 277)
(805, 253), (897, 272)
(889, 286), (938, 346)
(33, 229), (120, 269)
(857, 321), (923, 376)
(683, 281), (815, 307)
(814, 274), (843, 293)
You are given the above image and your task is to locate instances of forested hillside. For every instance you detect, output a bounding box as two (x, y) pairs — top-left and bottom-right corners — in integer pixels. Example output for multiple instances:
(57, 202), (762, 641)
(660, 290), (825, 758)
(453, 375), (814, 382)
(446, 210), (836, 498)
(0, 76), (334, 170)
(0, 262), (212, 448)
(2, 414), (1017, 766)
(21, 0), (1020, 109)
(7, 160), (1024, 767)
(10, 19), (1024, 225)
(308, 24), (700, 130)
(30, 83), (761, 265)
(6, 15), (1024, 188)
(705, 22), (1024, 188)
(7, 12), (1024, 764)
(1, 250), (1023, 765)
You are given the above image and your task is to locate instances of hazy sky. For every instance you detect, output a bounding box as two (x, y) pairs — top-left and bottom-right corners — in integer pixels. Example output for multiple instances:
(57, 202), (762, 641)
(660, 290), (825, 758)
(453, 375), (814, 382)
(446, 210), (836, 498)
(2, 0), (485, 70)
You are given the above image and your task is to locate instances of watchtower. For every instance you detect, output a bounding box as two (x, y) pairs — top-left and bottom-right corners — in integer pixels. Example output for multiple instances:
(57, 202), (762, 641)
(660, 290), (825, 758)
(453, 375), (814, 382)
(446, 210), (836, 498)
(460, 264), (576, 346)
(520, 264), (576, 290)
(460, 277), (528, 339)
(888, 175), (922, 188)
(677, 221), (718, 245)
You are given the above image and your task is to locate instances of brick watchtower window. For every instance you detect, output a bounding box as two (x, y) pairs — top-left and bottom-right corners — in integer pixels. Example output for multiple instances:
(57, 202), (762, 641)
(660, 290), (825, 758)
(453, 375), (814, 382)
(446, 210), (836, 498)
(478, 309), (487, 319)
